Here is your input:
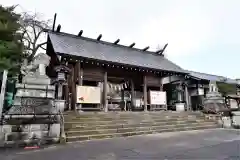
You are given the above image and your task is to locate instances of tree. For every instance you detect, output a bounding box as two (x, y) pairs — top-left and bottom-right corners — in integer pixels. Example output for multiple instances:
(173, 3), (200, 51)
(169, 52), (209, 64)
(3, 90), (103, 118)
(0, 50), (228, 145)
(20, 11), (52, 63)
(217, 82), (237, 96)
(0, 5), (24, 77)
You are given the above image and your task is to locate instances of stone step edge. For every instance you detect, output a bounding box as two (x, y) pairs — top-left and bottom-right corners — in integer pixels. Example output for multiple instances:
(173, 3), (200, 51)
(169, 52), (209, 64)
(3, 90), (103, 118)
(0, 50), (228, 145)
(66, 125), (219, 142)
(64, 116), (203, 122)
(64, 114), (202, 118)
(64, 119), (213, 128)
(65, 122), (217, 135)
(64, 117), (206, 124)
(64, 111), (202, 115)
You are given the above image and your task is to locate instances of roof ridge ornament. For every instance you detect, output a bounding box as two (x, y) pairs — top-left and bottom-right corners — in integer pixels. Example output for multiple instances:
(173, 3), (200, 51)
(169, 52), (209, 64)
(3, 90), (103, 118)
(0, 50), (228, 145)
(56, 24), (61, 32)
(114, 39), (120, 44)
(129, 43), (135, 48)
(78, 30), (83, 36)
(156, 43), (168, 55)
(97, 34), (102, 41)
(142, 46), (149, 51)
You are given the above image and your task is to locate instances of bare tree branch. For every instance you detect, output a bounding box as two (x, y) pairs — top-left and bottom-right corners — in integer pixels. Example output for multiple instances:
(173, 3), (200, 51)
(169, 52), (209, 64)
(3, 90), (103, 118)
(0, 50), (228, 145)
(35, 41), (47, 53)
(20, 11), (52, 63)
(40, 45), (46, 50)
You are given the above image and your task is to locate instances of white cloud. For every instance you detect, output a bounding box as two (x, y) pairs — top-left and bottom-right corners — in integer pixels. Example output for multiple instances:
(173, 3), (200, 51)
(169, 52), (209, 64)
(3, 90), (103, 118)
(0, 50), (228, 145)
(139, 7), (214, 56)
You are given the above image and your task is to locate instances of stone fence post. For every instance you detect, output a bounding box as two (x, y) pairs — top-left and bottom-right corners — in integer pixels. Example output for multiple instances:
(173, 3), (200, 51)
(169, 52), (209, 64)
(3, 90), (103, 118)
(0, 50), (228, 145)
(0, 70), (8, 119)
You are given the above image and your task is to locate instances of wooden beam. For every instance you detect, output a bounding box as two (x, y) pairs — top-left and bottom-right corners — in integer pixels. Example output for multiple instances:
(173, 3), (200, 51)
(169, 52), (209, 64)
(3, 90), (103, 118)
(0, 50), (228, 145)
(143, 75), (147, 111)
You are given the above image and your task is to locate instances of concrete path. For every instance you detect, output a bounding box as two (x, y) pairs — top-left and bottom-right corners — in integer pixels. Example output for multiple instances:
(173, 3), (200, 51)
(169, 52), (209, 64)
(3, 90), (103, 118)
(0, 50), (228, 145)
(0, 128), (240, 160)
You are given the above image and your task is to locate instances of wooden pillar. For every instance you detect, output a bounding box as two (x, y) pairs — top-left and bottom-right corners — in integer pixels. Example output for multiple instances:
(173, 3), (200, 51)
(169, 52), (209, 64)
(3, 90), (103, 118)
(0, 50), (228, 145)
(70, 63), (77, 110)
(184, 85), (190, 111)
(76, 61), (83, 111)
(143, 75), (147, 111)
(159, 78), (163, 91)
(65, 64), (71, 110)
(131, 79), (135, 110)
(103, 71), (108, 112)
(121, 89), (125, 111)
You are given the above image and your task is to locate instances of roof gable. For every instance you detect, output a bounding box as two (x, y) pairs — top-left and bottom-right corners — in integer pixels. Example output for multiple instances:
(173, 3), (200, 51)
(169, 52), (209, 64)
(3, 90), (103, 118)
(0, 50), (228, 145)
(187, 70), (237, 84)
(48, 32), (186, 74)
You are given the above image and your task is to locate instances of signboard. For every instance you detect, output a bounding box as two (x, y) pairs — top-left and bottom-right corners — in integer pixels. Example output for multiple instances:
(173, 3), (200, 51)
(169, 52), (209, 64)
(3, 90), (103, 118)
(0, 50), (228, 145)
(76, 86), (101, 104)
(133, 99), (141, 107)
(149, 91), (166, 105)
(198, 88), (204, 95)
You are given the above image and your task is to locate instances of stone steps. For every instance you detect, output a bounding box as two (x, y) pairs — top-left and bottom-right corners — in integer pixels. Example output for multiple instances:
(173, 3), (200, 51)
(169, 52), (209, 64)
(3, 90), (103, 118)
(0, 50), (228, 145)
(64, 112), (220, 142)
(64, 115), (200, 121)
(66, 124), (218, 142)
(65, 121), (217, 137)
(65, 118), (200, 127)
(64, 119), (212, 130)
(65, 120), (215, 131)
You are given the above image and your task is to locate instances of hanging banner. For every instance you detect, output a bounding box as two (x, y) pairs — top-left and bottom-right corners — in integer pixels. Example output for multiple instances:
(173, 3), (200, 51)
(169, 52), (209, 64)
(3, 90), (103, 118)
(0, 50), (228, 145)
(149, 90), (166, 105)
(76, 85), (101, 104)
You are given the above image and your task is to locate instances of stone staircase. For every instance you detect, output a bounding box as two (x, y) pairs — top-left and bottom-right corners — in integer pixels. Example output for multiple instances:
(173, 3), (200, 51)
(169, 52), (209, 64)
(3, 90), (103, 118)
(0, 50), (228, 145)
(64, 111), (221, 142)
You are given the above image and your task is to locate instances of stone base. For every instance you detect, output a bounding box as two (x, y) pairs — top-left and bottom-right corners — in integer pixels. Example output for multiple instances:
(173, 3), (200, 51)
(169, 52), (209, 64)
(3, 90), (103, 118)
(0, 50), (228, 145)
(55, 100), (66, 112)
(0, 123), (60, 147)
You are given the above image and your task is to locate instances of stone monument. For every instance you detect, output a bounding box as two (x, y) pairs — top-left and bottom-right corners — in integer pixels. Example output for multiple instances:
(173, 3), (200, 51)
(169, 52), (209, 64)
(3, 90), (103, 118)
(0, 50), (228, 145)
(203, 81), (227, 113)
(0, 53), (61, 147)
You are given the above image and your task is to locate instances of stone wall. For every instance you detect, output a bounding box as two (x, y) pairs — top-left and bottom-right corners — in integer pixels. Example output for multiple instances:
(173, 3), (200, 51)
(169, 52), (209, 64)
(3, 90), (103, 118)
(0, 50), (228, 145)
(0, 123), (60, 146)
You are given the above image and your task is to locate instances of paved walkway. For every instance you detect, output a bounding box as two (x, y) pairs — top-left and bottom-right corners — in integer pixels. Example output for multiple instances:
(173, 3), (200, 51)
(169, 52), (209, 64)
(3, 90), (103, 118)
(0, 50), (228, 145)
(1, 128), (240, 160)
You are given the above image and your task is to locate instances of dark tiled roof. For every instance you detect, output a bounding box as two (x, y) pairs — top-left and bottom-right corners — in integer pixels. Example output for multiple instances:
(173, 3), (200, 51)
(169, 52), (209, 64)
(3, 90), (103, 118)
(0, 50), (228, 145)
(48, 32), (186, 74)
(186, 70), (238, 84)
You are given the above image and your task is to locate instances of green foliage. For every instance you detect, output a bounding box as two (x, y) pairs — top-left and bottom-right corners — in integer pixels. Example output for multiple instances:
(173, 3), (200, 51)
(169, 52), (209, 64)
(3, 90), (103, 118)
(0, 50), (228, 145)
(0, 5), (24, 77)
(217, 82), (237, 96)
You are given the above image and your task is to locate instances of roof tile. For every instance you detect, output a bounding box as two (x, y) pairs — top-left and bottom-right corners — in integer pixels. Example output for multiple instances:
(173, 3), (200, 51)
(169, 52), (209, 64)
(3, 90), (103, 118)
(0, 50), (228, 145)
(48, 32), (186, 73)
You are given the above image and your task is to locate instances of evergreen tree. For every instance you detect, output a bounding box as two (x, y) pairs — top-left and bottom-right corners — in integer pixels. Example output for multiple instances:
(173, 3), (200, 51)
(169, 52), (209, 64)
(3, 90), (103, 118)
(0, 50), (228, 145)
(0, 5), (24, 77)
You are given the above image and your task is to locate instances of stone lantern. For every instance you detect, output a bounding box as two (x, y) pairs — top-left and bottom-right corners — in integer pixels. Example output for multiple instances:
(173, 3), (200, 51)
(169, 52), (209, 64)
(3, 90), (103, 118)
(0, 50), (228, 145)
(52, 65), (70, 112)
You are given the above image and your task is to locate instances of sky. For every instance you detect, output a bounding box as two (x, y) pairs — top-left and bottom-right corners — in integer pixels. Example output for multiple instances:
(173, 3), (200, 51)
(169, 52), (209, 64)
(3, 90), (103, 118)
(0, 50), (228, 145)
(1, 0), (240, 79)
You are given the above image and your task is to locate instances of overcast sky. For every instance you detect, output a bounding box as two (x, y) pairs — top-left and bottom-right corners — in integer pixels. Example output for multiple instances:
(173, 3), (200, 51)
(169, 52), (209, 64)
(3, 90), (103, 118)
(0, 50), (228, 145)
(2, 0), (240, 78)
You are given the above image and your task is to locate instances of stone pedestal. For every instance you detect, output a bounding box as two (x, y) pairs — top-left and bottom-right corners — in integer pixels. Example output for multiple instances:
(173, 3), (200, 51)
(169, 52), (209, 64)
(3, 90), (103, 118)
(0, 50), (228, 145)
(1, 53), (61, 146)
(176, 102), (185, 112)
(55, 100), (65, 112)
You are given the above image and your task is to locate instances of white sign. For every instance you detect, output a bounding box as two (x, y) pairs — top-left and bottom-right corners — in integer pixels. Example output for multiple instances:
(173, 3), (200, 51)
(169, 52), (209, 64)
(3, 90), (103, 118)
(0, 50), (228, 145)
(133, 99), (141, 107)
(149, 91), (166, 105)
(198, 88), (204, 95)
(76, 86), (101, 104)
